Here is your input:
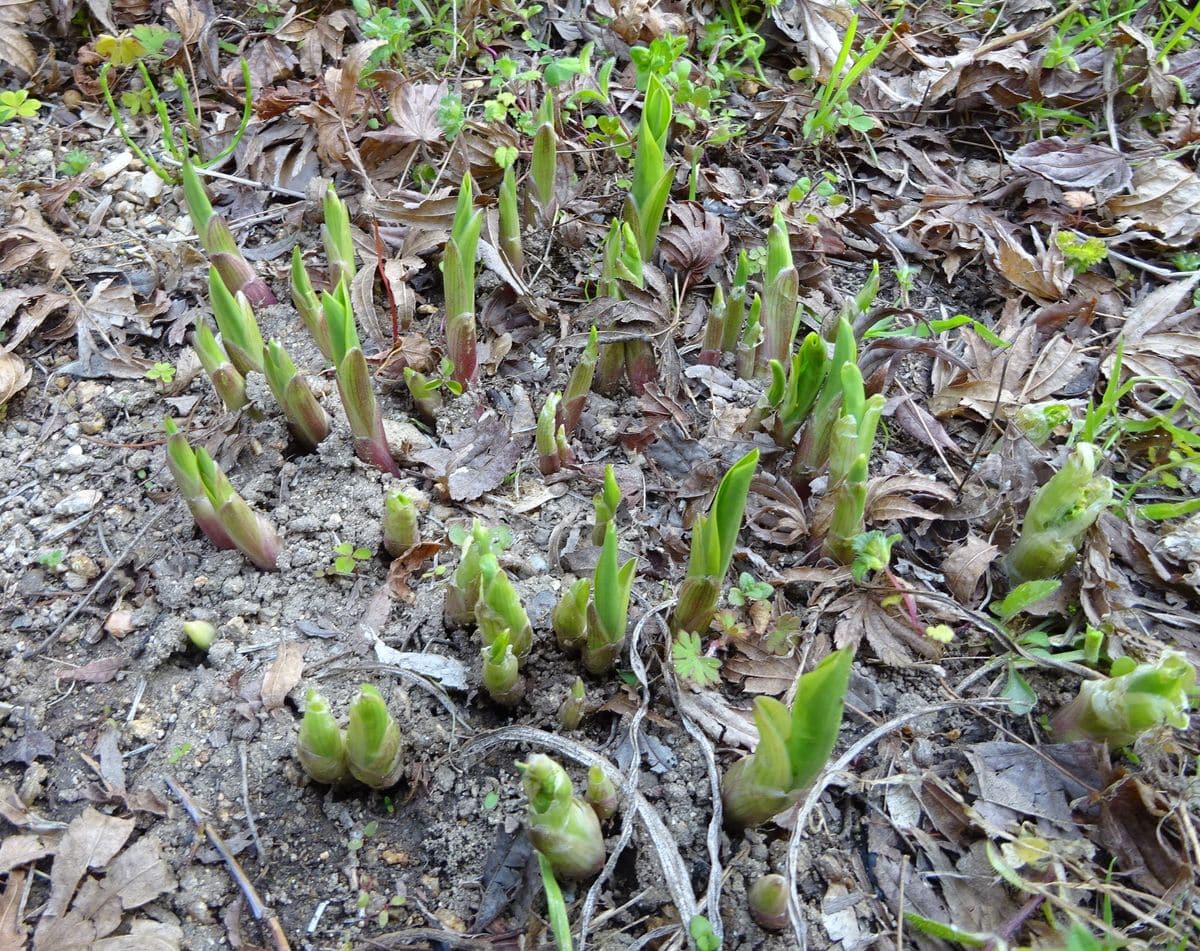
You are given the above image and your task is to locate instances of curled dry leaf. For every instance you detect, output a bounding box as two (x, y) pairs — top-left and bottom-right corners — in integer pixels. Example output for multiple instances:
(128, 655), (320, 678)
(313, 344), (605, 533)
(941, 534), (1001, 605)
(659, 203), (729, 279)
(1007, 137), (1131, 200)
(0, 351), (31, 410)
(1106, 158), (1200, 244)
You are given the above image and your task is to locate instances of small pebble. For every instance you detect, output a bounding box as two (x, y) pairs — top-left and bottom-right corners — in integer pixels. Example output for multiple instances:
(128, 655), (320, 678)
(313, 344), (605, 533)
(54, 489), (102, 516)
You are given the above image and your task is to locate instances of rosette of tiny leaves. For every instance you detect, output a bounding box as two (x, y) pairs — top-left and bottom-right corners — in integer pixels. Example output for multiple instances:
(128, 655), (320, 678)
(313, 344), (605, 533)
(721, 648), (854, 827)
(345, 684), (404, 789)
(444, 172), (484, 387)
(721, 251), (750, 354)
(322, 281), (400, 476)
(475, 553), (534, 659)
(498, 164), (524, 277)
(562, 324), (598, 436)
(182, 158), (275, 307)
(402, 366), (443, 424)
(209, 267), (264, 376)
(585, 764), (618, 821)
(322, 185), (356, 291)
(736, 294), (763, 380)
(263, 339), (330, 451)
(759, 206), (800, 374)
(623, 75), (674, 260)
(1005, 443), (1113, 583)
(537, 392), (571, 476)
(382, 489), (418, 559)
(748, 874), (788, 931)
(481, 630), (525, 707)
(296, 689), (348, 785)
(793, 316), (859, 479)
(824, 364), (885, 563)
(592, 464), (621, 547)
(291, 247), (333, 364)
(517, 754), (606, 880)
(553, 578), (591, 653)
(672, 448), (760, 636)
(559, 676), (586, 730)
(1052, 652), (1195, 748)
(531, 92), (558, 220)
(582, 522), (636, 674)
(192, 321), (247, 412)
(188, 435), (281, 571)
(163, 418), (235, 550)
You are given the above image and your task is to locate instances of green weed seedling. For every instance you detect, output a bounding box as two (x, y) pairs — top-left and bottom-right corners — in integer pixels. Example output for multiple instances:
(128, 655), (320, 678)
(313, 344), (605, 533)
(328, 542), (373, 577)
(0, 90), (43, 160)
(801, 13), (900, 144)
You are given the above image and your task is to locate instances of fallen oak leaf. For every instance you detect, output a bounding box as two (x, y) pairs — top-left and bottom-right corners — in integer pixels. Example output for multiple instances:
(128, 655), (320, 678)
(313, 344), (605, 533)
(43, 807), (134, 918)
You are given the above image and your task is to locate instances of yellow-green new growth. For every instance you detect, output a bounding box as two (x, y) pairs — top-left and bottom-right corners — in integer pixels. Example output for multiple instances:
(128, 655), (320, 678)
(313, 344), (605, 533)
(518, 754), (606, 880)
(444, 172), (484, 387)
(209, 267), (264, 376)
(591, 464), (621, 546)
(481, 630), (525, 707)
(1006, 443), (1112, 583)
(322, 185), (356, 290)
(759, 206), (799, 374)
(382, 489), (419, 559)
(721, 648), (854, 827)
(553, 578), (591, 653)
(345, 684), (404, 789)
(297, 689), (348, 785)
(582, 521), (636, 674)
(263, 339), (330, 451)
(192, 321), (247, 413)
(475, 553), (533, 659)
(1052, 652), (1195, 748)
(559, 677), (587, 731)
(291, 246), (333, 364)
(585, 764), (617, 821)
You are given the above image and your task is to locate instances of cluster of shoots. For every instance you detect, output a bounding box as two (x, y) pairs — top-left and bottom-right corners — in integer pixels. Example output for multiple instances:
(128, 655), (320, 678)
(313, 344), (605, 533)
(553, 521), (637, 673)
(672, 449), (760, 637)
(823, 360), (886, 562)
(517, 754), (608, 881)
(163, 419), (280, 571)
(1005, 443), (1113, 583)
(700, 251), (751, 365)
(594, 220), (649, 395)
(296, 686), (404, 789)
(721, 648), (854, 827)
(536, 392), (572, 475)
(1052, 652), (1195, 748)
(443, 173), (483, 388)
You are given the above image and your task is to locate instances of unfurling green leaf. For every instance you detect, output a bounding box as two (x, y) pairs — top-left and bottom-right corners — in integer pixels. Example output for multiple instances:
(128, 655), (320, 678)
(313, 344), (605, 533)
(345, 684), (404, 789)
(297, 689), (349, 785)
(518, 754), (606, 880)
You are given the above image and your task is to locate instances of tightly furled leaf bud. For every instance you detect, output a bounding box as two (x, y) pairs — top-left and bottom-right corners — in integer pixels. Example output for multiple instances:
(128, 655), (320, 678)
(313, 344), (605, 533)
(748, 874), (788, 931)
(296, 689), (348, 785)
(263, 339), (330, 452)
(382, 489), (419, 559)
(475, 553), (533, 659)
(345, 684), (404, 789)
(481, 631), (525, 707)
(559, 677), (586, 731)
(518, 754), (605, 880)
(553, 578), (590, 653)
(585, 764), (617, 821)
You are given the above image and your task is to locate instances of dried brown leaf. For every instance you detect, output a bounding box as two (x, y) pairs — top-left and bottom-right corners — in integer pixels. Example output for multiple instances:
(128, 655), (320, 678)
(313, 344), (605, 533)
(0, 867), (27, 950)
(724, 639), (799, 695)
(1007, 137), (1131, 199)
(0, 834), (56, 873)
(659, 203), (729, 279)
(44, 808), (134, 918)
(1107, 158), (1200, 244)
(412, 415), (532, 502)
(0, 351), (31, 410)
(0, 5), (35, 76)
(261, 641), (305, 711)
(0, 210), (71, 280)
(866, 474), (955, 522)
(91, 918), (182, 950)
(941, 534), (1000, 604)
(56, 655), (128, 684)
(985, 225), (1069, 301)
(832, 590), (942, 667)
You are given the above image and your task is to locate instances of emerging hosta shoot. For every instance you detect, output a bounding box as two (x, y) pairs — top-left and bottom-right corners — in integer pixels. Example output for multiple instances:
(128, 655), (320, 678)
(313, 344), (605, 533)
(193, 321), (247, 412)
(824, 363), (885, 563)
(517, 753), (606, 880)
(594, 220), (647, 395)
(382, 489), (418, 558)
(672, 449), (760, 636)
(163, 418), (234, 550)
(402, 366), (443, 424)
(322, 281), (400, 476)
(481, 630), (525, 707)
(322, 185), (356, 290)
(263, 340), (330, 451)
(1005, 443), (1112, 583)
(585, 764), (618, 821)
(498, 164), (524, 277)
(530, 92), (558, 220)
(182, 158), (275, 307)
(296, 689), (348, 785)
(444, 173), (484, 387)
(624, 75), (674, 260)
(345, 684), (404, 789)
(163, 419), (281, 570)
(748, 874), (788, 931)
(562, 325), (598, 436)
(445, 520), (510, 628)
(183, 620), (215, 651)
(1052, 652), (1195, 748)
(736, 293), (763, 380)
(536, 392), (571, 475)
(559, 677), (586, 730)
(756, 331), (828, 446)
(209, 267), (264, 376)
(759, 206), (800, 374)
(700, 284), (728, 365)
(291, 247), (333, 363)
(475, 552), (534, 659)
(582, 522), (637, 674)
(721, 647), (854, 827)
(721, 251), (751, 354)
(592, 464), (621, 546)
(793, 316), (860, 479)
(553, 578), (590, 653)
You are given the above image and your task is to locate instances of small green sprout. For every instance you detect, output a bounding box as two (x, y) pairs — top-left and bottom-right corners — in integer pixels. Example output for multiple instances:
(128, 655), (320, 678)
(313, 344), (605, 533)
(849, 531), (899, 582)
(1055, 231), (1108, 272)
(183, 620), (215, 650)
(517, 754), (606, 880)
(727, 572), (773, 607)
(672, 631), (722, 688)
(38, 549), (65, 569)
(329, 542), (373, 576)
(57, 149), (92, 177)
(145, 362), (176, 385)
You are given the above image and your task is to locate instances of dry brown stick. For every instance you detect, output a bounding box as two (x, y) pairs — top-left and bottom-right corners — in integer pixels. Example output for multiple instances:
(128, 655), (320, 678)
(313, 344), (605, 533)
(166, 775), (291, 951)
